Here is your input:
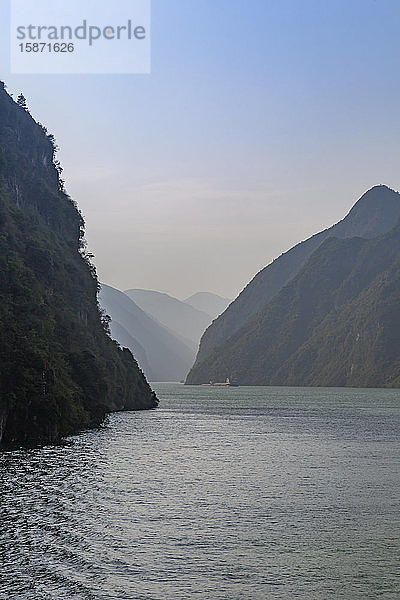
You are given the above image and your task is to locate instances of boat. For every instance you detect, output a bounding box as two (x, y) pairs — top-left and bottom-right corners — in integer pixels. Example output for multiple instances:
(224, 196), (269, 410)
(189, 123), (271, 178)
(209, 377), (239, 387)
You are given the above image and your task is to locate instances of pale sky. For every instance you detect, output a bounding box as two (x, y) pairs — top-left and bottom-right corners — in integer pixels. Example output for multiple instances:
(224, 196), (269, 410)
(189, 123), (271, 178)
(1, 0), (400, 298)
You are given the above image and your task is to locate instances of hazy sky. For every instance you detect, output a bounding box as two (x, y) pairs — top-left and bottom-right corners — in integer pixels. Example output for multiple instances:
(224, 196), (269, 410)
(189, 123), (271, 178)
(2, 0), (400, 298)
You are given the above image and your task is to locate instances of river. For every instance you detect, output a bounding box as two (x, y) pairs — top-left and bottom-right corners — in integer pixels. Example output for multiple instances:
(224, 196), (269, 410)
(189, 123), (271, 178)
(0, 383), (399, 599)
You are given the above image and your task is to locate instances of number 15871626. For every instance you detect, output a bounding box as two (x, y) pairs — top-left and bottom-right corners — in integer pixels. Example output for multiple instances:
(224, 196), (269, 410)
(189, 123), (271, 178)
(19, 43), (75, 52)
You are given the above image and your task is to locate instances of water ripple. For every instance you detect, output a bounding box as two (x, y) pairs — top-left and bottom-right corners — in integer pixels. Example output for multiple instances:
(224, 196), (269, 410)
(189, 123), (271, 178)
(1, 384), (399, 599)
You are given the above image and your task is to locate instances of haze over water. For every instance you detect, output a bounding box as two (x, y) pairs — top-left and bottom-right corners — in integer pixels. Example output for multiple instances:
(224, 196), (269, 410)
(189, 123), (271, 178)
(1, 384), (399, 599)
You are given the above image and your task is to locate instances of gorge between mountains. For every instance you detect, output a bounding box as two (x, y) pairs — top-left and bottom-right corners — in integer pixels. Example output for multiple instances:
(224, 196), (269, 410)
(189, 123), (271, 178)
(2, 4), (400, 598)
(1, 81), (400, 447)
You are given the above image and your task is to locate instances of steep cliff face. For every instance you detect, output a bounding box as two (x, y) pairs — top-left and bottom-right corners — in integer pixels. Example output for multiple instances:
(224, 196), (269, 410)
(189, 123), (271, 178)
(0, 83), (157, 446)
(187, 185), (400, 383)
(187, 224), (400, 387)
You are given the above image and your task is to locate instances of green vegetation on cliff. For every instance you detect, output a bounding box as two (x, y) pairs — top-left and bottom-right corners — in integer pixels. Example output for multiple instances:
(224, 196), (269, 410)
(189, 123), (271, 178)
(187, 185), (400, 383)
(187, 224), (400, 387)
(0, 83), (157, 446)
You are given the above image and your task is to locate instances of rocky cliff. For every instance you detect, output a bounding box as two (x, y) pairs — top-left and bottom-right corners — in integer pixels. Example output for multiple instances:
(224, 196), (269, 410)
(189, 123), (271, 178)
(0, 83), (157, 446)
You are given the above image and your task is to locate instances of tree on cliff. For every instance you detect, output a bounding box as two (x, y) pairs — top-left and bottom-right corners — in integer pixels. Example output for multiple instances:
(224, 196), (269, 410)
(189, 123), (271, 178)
(17, 93), (28, 111)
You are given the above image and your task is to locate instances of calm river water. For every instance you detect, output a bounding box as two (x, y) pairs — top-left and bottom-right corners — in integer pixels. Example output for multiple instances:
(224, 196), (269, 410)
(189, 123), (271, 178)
(0, 384), (399, 599)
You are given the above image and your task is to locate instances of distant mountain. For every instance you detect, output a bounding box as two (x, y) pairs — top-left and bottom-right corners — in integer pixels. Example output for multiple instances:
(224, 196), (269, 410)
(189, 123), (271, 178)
(186, 223), (400, 387)
(99, 284), (195, 382)
(184, 292), (231, 319)
(124, 289), (211, 349)
(187, 185), (400, 383)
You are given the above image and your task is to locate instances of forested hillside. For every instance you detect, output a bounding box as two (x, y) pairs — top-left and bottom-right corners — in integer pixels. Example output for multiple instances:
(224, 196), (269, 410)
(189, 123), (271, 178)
(0, 83), (157, 446)
(187, 225), (400, 386)
(187, 185), (400, 384)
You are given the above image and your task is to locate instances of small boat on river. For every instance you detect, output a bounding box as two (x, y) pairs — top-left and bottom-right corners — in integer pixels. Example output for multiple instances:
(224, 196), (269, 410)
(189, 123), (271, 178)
(209, 377), (239, 387)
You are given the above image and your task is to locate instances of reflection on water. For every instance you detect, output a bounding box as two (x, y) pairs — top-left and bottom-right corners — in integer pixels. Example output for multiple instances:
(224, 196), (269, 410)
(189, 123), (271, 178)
(1, 384), (399, 599)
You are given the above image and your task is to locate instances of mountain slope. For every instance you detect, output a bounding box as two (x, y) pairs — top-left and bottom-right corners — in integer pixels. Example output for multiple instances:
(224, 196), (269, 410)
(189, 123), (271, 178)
(187, 224), (400, 386)
(184, 292), (231, 319)
(124, 288), (211, 349)
(107, 320), (153, 379)
(188, 185), (400, 382)
(0, 83), (157, 446)
(99, 284), (194, 381)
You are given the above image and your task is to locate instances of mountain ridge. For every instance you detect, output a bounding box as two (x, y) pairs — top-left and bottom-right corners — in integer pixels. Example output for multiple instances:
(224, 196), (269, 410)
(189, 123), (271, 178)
(184, 292), (231, 318)
(124, 288), (211, 350)
(186, 221), (400, 387)
(187, 185), (400, 383)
